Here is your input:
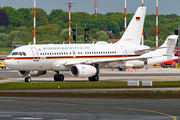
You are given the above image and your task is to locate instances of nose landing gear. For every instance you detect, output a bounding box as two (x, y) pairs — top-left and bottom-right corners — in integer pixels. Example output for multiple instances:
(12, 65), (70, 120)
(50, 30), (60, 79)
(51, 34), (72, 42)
(25, 72), (31, 82)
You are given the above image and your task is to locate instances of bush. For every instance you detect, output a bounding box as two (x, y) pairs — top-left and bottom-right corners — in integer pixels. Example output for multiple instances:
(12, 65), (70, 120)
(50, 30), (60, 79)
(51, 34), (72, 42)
(41, 40), (53, 44)
(42, 25), (58, 33)
(96, 31), (109, 41)
(0, 33), (8, 41)
(0, 41), (7, 47)
(0, 26), (6, 33)
(11, 40), (24, 46)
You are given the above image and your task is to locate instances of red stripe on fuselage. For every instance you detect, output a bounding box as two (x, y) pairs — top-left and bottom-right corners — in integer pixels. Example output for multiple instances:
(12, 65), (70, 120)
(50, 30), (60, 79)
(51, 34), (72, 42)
(6, 55), (139, 61)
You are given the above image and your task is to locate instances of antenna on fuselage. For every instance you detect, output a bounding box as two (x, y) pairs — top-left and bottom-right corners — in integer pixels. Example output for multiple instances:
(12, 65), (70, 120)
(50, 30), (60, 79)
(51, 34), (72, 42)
(33, 0), (36, 45)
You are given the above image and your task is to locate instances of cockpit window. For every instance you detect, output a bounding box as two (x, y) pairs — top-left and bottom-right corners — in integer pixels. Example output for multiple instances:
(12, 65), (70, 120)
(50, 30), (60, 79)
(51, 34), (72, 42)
(12, 52), (18, 55)
(22, 52), (26, 56)
(18, 52), (22, 56)
(11, 52), (26, 56)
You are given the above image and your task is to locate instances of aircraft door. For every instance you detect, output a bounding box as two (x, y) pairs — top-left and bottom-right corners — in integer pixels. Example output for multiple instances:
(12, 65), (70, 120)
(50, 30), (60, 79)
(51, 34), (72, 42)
(31, 47), (39, 61)
(72, 50), (76, 58)
(120, 45), (127, 57)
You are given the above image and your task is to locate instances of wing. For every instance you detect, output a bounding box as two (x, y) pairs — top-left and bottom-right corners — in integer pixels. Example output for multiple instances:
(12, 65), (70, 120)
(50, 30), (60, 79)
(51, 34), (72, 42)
(64, 56), (152, 68)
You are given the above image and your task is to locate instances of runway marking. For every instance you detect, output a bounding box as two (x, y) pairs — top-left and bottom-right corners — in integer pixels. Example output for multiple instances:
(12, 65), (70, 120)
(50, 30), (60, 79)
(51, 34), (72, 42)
(28, 101), (177, 120)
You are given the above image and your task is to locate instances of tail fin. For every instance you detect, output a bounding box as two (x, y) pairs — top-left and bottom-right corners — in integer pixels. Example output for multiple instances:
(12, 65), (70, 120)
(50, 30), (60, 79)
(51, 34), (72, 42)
(142, 35), (178, 57)
(116, 7), (146, 45)
(159, 35), (178, 55)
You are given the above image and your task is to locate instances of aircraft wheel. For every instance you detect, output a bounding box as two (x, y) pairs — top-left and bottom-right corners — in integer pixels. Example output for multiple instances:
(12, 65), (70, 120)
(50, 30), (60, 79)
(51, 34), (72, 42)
(88, 75), (99, 81)
(54, 74), (64, 81)
(93, 75), (99, 81)
(88, 77), (93, 81)
(25, 77), (31, 82)
(58, 74), (64, 81)
(54, 74), (59, 81)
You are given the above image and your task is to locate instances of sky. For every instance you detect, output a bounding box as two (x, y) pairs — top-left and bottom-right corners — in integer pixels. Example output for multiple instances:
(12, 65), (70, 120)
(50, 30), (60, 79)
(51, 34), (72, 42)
(0, 0), (180, 15)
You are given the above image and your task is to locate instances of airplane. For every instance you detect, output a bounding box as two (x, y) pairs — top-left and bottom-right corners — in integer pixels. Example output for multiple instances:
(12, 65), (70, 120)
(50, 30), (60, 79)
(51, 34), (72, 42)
(5, 6), (151, 82)
(111, 35), (179, 70)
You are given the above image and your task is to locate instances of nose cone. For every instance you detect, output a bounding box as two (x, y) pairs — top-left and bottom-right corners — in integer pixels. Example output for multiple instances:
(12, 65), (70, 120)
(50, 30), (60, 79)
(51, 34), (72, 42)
(4, 58), (14, 69)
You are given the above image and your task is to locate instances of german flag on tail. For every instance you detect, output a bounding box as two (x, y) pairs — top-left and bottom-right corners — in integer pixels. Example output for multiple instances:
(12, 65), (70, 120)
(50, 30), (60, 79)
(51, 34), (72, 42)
(136, 17), (140, 21)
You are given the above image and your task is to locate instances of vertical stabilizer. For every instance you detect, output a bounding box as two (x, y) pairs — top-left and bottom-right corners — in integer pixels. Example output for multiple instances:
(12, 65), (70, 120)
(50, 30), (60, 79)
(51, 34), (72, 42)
(159, 35), (178, 55)
(142, 35), (178, 57)
(116, 7), (146, 45)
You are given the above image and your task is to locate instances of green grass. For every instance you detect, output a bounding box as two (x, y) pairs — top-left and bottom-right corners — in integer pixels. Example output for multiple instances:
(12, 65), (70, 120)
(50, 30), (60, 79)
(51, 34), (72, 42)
(0, 81), (180, 90)
(0, 48), (13, 55)
(0, 82), (127, 90)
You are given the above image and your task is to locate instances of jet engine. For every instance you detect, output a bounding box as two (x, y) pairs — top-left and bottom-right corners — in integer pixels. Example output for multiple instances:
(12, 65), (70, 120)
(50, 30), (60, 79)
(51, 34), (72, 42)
(70, 64), (97, 78)
(18, 71), (47, 77)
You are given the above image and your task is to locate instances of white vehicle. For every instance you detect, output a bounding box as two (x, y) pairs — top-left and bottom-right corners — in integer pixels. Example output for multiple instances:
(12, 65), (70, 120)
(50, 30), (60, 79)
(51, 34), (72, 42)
(112, 35), (179, 70)
(5, 7), (152, 82)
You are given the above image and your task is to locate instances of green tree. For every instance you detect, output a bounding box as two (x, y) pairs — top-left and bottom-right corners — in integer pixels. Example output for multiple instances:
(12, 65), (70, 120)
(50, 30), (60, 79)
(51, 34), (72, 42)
(17, 8), (32, 27)
(96, 31), (109, 41)
(98, 24), (106, 31)
(29, 8), (48, 27)
(0, 33), (8, 41)
(109, 21), (120, 34)
(0, 41), (7, 47)
(56, 20), (65, 28)
(11, 41), (24, 46)
(1, 6), (24, 27)
(56, 12), (69, 23)
(0, 26), (6, 33)
(42, 25), (58, 33)
(49, 9), (64, 23)
(41, 40), (53, 44)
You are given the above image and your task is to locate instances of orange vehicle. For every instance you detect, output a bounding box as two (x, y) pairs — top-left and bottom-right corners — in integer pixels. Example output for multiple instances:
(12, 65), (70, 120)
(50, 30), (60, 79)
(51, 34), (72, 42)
(161, 60), (176, 68)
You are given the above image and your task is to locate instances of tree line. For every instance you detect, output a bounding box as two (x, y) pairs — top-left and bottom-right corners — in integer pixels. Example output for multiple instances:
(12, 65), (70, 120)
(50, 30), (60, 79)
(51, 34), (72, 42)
(0, 6), (180, 48)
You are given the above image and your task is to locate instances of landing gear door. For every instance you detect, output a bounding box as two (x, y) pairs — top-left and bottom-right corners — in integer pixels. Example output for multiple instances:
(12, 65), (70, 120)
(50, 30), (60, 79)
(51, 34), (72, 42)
(31, 47), (39, 61)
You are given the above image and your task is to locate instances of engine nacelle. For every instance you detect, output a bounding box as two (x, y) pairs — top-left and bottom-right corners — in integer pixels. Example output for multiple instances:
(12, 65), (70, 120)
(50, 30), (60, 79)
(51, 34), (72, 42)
(70, 64), (97, 78)
(18, 71), (47, 77)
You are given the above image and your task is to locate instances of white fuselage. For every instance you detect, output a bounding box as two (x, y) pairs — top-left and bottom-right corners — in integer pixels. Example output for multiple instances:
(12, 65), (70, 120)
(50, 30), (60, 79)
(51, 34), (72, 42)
(5, 43), (149, 71)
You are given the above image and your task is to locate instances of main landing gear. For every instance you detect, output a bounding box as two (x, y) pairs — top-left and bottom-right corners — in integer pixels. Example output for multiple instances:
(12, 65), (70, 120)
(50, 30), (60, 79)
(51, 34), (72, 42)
(88, 64), (99, 81)
(54, 71), (64, 81)
(88, 75), (99, 81)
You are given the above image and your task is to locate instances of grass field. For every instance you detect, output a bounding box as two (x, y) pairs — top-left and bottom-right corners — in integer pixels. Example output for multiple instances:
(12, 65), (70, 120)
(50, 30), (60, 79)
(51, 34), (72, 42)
(0, 81), (180, 90)
(0, 82), (180, 99)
